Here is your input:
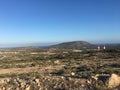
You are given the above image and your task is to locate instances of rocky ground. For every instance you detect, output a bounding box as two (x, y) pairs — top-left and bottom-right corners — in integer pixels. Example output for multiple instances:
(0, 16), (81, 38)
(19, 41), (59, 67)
(0, 48), (120, 90)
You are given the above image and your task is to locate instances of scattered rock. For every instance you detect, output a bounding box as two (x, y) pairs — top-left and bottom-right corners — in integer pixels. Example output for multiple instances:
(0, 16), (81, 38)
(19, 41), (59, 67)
(0, 73), (120, 90)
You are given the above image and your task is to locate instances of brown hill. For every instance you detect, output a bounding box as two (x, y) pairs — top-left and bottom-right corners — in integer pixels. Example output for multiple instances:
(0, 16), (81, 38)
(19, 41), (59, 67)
(48, 41), (94, 49)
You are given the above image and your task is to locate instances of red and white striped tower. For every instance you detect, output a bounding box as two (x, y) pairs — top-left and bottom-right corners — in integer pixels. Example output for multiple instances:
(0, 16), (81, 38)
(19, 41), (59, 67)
(98, 45), (100, 51)
(103, 46), (106, 50)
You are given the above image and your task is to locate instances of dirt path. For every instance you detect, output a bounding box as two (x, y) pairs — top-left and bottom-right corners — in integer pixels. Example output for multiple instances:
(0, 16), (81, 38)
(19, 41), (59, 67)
(0, 67), (39, 75)
(0, 65), (65, 75)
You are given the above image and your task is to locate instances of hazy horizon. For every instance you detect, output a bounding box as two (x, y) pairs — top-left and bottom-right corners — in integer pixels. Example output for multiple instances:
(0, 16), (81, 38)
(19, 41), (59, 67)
(0, 40), (120, 48)
(0, 0), (120, 46)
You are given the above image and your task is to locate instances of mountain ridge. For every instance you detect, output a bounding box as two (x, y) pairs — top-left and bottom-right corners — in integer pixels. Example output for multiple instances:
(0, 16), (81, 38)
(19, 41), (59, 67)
(47, 41), (95, 49)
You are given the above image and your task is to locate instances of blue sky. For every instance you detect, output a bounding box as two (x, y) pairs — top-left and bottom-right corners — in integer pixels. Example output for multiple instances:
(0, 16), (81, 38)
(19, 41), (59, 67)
(0, 0), (120, 46)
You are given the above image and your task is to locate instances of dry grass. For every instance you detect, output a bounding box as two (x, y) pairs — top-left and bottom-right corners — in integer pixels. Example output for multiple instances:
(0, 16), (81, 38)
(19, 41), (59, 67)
(0, 48), (120, 89)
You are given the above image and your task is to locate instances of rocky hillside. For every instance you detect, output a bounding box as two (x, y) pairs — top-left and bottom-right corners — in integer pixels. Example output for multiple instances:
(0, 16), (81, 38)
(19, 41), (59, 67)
(47, 41), (95, 49)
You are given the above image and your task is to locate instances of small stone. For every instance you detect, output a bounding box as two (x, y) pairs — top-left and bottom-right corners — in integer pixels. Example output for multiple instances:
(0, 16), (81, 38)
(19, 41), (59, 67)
(21, 82), (26, 88)
(81, 84), (84, 87)
(35, 79), (40, 84)
(2, 87), (6, 90)
(61, 76), (64, 79)
(25, 85), (31, 90)
(54, 60), (60, 64)
(71, 72), (75, 76)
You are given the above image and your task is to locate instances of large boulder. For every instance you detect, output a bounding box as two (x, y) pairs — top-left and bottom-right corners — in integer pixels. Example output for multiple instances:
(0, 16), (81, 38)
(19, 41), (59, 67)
(108, 74), (120, 88)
